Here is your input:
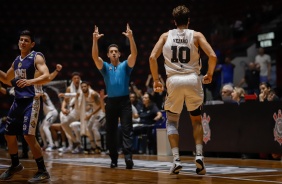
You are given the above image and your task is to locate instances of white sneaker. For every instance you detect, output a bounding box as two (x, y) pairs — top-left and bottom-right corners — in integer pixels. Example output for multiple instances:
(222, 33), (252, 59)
(60, 147), (72, 153)
(72, 146), (83, 154)
(169, 159), (182, 175)
(58, 147), (66, 152)
(45, 146), (56, 152)
(195, 155), (206, 175)
(64, 147), (73, 153)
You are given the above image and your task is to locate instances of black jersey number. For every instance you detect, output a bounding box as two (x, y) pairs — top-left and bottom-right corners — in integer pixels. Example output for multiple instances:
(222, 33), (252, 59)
(171, 46), (190, 63)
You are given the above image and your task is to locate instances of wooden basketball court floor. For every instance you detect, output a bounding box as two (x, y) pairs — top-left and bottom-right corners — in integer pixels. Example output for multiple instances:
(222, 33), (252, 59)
(0, 149), (282, 184)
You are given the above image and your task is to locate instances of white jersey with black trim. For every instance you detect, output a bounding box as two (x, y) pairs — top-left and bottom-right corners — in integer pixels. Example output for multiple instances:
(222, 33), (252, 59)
(163, 29), (201, 77)
(42, 92), (56, 115)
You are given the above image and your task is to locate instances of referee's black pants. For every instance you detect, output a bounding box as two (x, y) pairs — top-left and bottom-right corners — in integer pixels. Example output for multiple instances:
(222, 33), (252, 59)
(105, 95), (133, 163)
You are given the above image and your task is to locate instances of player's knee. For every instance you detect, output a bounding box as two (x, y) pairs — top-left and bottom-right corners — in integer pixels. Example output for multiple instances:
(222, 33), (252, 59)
(167, 122), (178, 135)
(189, 105), (202, 116)
(43, 125), (50, 132)
(166, 111), (180, 135)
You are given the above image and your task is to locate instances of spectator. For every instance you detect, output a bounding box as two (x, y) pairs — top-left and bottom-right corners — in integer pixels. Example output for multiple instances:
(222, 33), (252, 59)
(129, 82), (143, 100)
(59, 72), (83, 154)
(230, 18), (244, 39)
(221, 83), (234, 103)
(81, 81), (105, 154)
(129, 92), (142, 112)
(39, 91), (59, 152)
(137, 93), (162, 154)
(49, 123), (67, 151)
(259, 82), (279, 102)
(209, 63), (223, 100)
(255, 48), (271, 83)
(231, 87), (245, 104)
(238, 62), (260, 95)
(219, 56), (235, 85)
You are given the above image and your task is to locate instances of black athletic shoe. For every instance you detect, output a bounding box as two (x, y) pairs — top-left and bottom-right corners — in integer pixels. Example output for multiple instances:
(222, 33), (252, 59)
(110, 162), (118, 168)
(0, 163), (24, 180)
(195, 155), (206, 175)
(28, 171), (50, 183)
(169, 159), (182, 175)
(125, 159), (134, 169)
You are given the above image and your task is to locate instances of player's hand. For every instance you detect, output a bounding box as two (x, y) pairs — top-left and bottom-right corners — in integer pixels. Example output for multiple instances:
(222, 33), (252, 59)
(153, 80), (164, 92)
(202, 74), (213, 84)
(85, 114), (91, 121)
(93, 25), (104, 41)
(58, 93), (65, 98)
(16, 79), (31, 88)
(122, 23), (133, 38)
(56, 64), (62, 71)
(62, 108), (70, 115)
(76, 92), (80, 98)
(99, 89), (107, 99)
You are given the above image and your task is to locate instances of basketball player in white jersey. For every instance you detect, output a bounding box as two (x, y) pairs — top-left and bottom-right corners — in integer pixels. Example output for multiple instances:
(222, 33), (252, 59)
(40, 63), (62, 151)
(39, 91), (59, 151)
(59, 72), (82, 153)
(149, 5), (217, 175)
(80, 81), (105, 154)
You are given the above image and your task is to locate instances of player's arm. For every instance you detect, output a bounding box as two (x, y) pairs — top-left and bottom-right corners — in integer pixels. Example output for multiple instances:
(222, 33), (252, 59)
(0, 82), (7, 95)
(0, 63), (15, 86)
(92, 25), (104, 70)
(60, 87), (71, 114)
(149, 32), (168, 82)
(49, 64), (62, 81)
(99, 89), (106, 113)
(90, 92), (102, 116)
(149, 32), (167, 92)
(19, 54), (50, 88)
(195, 31), (217, 84)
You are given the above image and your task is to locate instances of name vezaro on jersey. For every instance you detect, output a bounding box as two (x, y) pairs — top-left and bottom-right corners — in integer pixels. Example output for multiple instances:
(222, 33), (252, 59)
(173, 39), (188, 43)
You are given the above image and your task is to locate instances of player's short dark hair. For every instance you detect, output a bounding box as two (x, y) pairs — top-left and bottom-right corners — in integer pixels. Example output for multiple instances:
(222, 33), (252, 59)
(20, 29), (35, 42)
(81, 81), (89, 85)
(71, 72), (81, 78)
(107, 44), (119, 53)
(172, 5), (190, 26)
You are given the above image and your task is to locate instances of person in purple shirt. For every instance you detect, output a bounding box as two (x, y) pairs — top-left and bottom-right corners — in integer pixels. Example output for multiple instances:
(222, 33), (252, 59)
(0, 30), (52, 182)
(92, 23), (137, 169)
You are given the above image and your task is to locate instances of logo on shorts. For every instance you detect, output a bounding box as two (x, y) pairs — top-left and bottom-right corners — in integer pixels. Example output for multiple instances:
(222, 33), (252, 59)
(273, 109), (282, 145)
(23, 124), (27, 131)
(202, 113), (211, 144)
(30, 121), (36, 128)
(33, 100), (40, 110)
(24, 116), (28, 122)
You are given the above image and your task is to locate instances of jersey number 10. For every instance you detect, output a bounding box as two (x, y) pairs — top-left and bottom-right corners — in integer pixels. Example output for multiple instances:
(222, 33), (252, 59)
(171, 46), (190, 63)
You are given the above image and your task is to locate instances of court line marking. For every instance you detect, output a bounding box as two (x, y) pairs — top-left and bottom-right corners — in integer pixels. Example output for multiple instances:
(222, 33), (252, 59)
(1, 158), (282, 183)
